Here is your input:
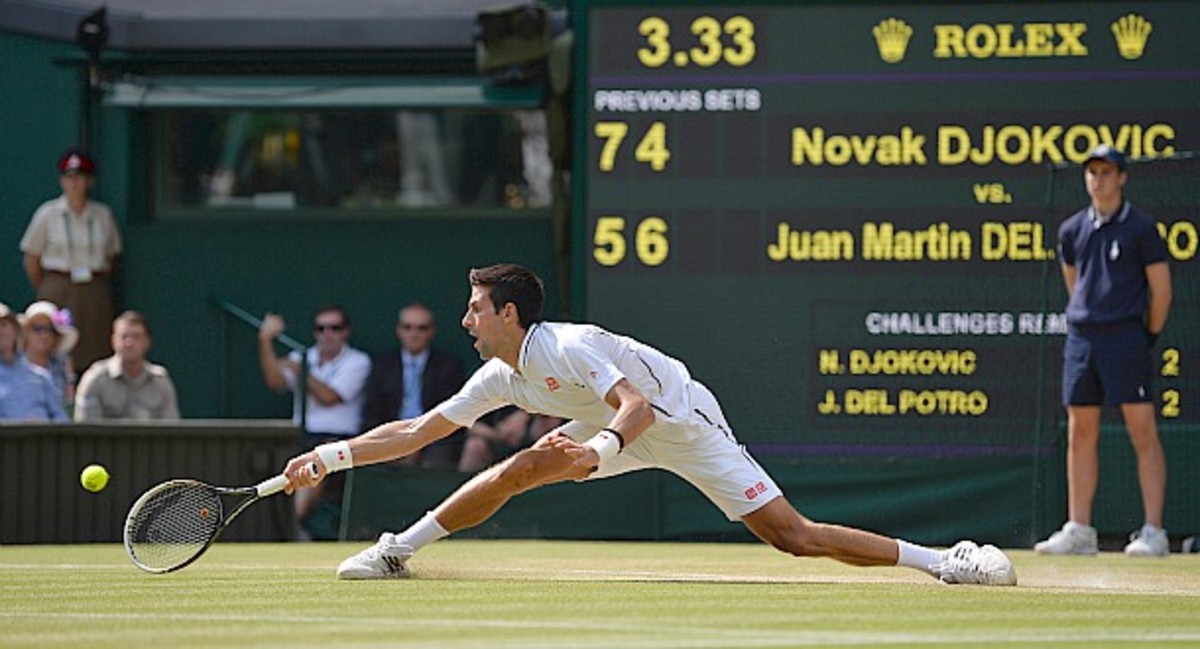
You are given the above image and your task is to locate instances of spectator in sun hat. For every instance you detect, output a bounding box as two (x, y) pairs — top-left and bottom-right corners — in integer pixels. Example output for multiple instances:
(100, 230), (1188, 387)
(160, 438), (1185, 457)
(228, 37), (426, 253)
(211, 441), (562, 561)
(19, 148), (123, 371)
(0, 301), (68, 422)
(0, 303), (19, 359)
(19, 300), (79, 410)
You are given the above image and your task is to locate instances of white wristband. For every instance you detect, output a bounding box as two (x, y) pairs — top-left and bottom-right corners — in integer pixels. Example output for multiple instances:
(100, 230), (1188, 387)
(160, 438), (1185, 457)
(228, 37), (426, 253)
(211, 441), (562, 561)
(315, 441), (354, 474)
(583, 430), (621, 465)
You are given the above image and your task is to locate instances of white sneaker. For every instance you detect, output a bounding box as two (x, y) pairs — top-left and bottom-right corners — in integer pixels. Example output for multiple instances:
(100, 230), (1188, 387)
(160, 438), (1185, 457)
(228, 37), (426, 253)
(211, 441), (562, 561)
(1124, 524), (1169, 557)
(337, 533), (413, 579)
(1034, 522), (1098, 555)
(932, 541), (1017, 586)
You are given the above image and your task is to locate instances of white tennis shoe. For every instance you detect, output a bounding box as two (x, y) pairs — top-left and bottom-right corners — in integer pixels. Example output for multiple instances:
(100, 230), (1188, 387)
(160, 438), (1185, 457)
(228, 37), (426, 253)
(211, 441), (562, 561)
(1124, 524), (1169, 557)
(1034, 522), (1099, 555)
(337, 533), (413, 579)
(932, 540), (1017, 586)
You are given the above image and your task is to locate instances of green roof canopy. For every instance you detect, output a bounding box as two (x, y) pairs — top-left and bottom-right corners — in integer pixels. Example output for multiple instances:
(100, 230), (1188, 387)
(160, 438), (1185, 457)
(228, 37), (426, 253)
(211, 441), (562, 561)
(106, 76), (544, 109)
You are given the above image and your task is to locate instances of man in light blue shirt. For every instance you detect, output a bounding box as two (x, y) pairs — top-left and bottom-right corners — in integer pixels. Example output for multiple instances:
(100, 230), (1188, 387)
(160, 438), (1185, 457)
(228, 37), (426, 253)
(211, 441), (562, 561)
(400, 351), (427, 420)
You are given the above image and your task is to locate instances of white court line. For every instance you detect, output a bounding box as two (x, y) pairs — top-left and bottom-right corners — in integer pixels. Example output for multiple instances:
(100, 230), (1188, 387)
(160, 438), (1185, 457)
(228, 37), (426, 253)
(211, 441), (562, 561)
(0, 563), (142, 570)
(1, 563), (892, 580)
(3, 562), (1197, 597)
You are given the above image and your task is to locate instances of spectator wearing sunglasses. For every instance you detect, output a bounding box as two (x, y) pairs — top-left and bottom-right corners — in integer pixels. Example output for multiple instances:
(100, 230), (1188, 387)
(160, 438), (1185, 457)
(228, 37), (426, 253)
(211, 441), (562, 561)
(258, 304), (370, 536)
(361, 303), (465, 469)
(19, 300), (78, 412)
(0, 302), (67, 422)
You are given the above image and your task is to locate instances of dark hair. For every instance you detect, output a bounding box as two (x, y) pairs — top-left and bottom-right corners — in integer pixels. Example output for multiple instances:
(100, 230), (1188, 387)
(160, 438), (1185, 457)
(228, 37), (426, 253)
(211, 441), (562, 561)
(314, 304), (350, 328)
(114, 310), (150, 336)
(469, 264), (544, 328)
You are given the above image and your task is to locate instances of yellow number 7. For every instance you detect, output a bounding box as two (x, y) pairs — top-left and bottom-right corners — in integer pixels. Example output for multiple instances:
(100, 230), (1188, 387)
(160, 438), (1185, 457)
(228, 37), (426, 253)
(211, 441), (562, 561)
(594, 122), (629, 172)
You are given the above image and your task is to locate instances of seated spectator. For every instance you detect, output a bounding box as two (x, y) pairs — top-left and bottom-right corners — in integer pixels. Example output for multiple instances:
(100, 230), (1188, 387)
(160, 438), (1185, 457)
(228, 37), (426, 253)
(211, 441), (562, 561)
(361, 303), (465, 469)
(75, 311), (180, 420)
(458, 407), (565, 473)
(0, 302), (67, 422)
(19, 300), (78, 411)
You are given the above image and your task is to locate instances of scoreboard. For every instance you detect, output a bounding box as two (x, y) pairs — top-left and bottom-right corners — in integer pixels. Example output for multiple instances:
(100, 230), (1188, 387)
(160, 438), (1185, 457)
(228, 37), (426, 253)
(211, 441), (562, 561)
(577, 1), (1199, 453)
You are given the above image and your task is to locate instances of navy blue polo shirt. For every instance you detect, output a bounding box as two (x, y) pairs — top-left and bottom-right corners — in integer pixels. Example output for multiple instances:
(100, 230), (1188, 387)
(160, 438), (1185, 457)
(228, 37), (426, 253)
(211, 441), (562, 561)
(1057, 201), (1168, 326)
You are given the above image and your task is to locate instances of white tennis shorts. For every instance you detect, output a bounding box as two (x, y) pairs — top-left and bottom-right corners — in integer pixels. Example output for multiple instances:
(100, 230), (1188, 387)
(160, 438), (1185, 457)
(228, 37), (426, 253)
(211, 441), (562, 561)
(557, 381), (782, 520)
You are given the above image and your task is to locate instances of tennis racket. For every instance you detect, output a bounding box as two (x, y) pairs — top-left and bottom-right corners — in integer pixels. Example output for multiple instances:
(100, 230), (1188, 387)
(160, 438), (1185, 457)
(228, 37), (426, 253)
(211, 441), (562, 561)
(124, 468), (306, 573)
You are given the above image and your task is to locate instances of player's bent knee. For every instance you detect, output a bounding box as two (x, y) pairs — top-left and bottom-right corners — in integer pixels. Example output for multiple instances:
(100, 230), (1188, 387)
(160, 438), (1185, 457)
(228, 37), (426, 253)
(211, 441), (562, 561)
(764, 523), (825, 558)
(743, 500), (825, 558)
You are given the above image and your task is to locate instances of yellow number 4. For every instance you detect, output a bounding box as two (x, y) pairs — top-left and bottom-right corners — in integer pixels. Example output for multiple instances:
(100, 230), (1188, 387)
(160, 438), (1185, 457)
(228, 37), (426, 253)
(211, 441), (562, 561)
(635, 122), (671, 171)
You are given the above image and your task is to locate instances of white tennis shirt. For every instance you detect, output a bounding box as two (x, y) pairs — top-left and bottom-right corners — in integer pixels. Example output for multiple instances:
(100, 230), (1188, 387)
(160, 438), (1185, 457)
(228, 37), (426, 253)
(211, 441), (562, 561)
(438, 322), (694, 431)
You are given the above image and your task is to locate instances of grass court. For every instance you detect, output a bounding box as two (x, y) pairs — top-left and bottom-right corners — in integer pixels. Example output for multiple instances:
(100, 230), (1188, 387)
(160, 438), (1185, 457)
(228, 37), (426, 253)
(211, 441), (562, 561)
(3, 540), (1199, 648)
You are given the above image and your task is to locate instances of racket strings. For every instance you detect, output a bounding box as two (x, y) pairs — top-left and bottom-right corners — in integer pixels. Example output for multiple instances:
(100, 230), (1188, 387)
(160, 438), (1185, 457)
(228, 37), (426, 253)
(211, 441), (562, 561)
(126, 483), (224, 571)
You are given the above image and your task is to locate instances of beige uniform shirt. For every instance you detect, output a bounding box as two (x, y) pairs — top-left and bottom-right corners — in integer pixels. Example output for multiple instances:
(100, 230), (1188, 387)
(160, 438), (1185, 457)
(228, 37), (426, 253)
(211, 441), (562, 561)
(74, 355), (180, 420)
(20, 196), (123, 273)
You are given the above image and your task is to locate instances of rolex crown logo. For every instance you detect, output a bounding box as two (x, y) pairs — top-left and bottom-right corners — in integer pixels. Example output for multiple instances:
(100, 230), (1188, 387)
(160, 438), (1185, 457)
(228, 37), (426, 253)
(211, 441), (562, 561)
(1111, 13), (1152, 60)
(873, 18), (913, 64)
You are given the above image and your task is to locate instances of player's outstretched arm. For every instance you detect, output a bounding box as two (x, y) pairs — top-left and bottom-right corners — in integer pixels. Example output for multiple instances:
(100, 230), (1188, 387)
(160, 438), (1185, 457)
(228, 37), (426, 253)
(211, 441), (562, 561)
(283, 412), (460, 493)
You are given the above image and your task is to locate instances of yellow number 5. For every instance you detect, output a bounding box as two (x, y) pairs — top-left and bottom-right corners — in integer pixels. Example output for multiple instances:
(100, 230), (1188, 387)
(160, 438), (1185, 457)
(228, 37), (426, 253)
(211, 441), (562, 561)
(594, 216), (627, 266)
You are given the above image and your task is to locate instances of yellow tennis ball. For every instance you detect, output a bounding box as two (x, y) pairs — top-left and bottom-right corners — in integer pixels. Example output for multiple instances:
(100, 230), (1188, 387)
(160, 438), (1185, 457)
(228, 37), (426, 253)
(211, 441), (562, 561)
(80, 464), (109, 492)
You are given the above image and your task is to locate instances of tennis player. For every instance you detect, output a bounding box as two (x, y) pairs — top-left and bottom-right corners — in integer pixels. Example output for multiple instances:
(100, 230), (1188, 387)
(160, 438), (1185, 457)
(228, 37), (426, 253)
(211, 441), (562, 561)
(282, 263), (1016, 585)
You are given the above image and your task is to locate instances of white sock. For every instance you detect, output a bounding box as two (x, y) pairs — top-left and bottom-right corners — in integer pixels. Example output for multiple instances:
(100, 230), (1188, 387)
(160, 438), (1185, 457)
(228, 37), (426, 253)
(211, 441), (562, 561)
(390, 511), (450, 553)
(895, 540), (945, 575)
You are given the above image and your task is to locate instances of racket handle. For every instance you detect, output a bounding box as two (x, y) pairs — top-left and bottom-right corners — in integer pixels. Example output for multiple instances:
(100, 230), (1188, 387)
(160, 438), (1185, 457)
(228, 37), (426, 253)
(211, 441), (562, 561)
(256, 474), (290, 497)
(255, 462), (321, 497)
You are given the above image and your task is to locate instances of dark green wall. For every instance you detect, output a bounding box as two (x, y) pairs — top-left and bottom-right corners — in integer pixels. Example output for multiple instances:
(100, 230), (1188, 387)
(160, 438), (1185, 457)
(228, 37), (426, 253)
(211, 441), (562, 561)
(0, 29), (561, 420)
(0, 32), (85, 304)
(122, 216), (558, 419)
(2, 422), (300, 544)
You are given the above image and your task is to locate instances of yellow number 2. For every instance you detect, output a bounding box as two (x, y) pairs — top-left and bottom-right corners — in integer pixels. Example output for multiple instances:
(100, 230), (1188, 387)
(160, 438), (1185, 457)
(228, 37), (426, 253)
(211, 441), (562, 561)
(1161, 389), (1180, 418)
(1161, 347), (1180, 377)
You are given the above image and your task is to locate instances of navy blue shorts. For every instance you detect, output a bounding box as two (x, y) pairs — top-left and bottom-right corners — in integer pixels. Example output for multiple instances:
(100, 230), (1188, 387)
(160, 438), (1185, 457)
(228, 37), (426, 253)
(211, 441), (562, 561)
(1062, 321), (1155, 406)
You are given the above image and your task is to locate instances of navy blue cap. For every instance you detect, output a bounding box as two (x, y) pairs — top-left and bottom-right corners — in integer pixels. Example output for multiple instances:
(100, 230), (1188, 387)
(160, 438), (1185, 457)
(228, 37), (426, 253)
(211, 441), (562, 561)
(1085, 144), (1126, 171)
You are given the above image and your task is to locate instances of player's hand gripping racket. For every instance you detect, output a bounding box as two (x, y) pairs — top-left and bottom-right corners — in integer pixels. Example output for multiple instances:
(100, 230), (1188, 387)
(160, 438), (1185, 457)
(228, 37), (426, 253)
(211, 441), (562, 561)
(124, 466), (313, 573)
